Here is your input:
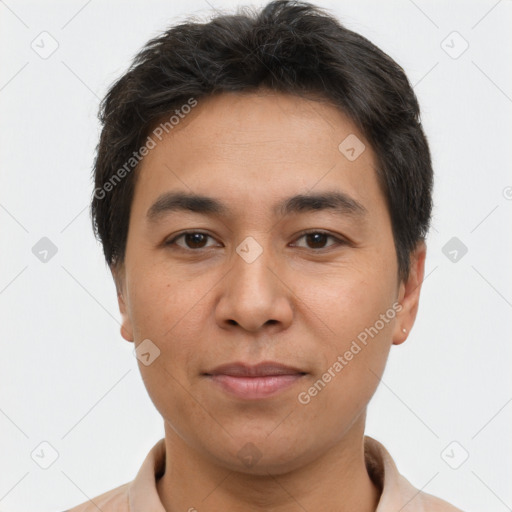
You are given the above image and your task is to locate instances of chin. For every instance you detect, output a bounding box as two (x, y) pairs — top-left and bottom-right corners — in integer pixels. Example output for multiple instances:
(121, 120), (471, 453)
(207, 434), (314, 476)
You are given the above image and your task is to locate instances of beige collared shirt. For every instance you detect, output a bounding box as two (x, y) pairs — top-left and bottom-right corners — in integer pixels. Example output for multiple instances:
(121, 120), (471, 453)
(64, 436), (463, 511)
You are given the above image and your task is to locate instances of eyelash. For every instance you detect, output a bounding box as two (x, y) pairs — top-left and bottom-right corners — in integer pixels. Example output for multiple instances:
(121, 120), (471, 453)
(165, 230), (347, 251)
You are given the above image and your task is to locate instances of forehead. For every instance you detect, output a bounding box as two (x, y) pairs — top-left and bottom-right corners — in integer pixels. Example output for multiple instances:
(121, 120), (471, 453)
(132, 90), (385, 222)
(148, 90), (368, 159)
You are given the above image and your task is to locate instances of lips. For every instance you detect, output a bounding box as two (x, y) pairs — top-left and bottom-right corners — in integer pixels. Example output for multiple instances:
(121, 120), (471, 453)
(205, 361), (306, 377)
(204, 362), (306, 400)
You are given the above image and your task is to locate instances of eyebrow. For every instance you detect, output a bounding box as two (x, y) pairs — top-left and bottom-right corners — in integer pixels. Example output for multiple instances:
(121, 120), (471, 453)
(146, 190), (368, 223)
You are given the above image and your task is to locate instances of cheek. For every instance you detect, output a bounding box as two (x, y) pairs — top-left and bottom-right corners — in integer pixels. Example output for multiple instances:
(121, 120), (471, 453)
(127, 266), (213, 390)
(297, 263), (396, 397)
(302, 261), (397, 343)
(136, 353), (207, 451)
(294, 305), (393, 436)
(127, 264), (205, 340)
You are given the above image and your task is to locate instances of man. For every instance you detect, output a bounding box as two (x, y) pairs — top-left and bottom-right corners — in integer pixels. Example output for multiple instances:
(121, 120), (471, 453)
(66, 1), (463, 510)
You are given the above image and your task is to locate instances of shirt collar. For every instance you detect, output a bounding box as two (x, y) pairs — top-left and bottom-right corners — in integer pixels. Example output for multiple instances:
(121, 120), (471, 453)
(129, 435), (422, 511)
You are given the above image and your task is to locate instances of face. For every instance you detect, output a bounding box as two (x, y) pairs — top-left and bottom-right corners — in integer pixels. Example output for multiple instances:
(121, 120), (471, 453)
(113, 90), (425, 475)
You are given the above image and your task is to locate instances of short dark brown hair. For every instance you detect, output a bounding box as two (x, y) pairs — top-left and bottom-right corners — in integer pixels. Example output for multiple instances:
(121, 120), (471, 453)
(91, 0), (433, 283)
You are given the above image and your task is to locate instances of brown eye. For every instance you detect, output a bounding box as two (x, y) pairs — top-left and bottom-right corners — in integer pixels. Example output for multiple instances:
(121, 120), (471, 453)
(305, 232), (329, 249)
(183, 233), (208, 248)
(166, 232), (217, 249)
(293, 231), (345, 250)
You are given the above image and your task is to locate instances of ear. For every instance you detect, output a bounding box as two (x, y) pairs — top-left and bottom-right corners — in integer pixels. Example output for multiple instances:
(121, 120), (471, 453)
(392, 240), (427, 346)
(110, 263), (134, 343)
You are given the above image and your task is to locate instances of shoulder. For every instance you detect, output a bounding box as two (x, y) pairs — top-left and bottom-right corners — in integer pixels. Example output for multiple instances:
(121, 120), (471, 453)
(393, 472), (465, 512)
(364, 436), (464, 512)
(59, 438), (166, 512)
(412, 488), (465, 511)
(62, 481), (131, 512)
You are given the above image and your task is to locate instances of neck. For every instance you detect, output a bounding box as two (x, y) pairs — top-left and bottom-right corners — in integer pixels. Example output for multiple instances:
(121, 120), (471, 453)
(156, 415), (381, 512)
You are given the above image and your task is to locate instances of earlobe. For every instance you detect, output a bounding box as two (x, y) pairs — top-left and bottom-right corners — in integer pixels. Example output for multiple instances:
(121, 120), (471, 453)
(120, 324), (134, 343)
(117, 290), (134, 343)
(111, 265), (135, 343)
(392, 241), (427, 346)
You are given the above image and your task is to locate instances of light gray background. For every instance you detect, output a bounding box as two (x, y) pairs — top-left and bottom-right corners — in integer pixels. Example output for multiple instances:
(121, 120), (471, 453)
(1, 1), (511, 511)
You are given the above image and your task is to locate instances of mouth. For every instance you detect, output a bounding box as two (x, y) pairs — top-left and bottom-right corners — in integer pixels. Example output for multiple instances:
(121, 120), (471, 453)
(203, 361), (307, 400)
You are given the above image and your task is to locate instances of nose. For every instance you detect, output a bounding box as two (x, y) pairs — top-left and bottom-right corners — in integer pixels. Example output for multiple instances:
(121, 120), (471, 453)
(215, 240), (293, 333)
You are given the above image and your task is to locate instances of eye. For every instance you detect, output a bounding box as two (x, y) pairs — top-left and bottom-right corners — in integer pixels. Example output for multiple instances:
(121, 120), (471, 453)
(165, 230), (347, 251)
(165, 231), (219, 250)
(292, 230), (346, 250)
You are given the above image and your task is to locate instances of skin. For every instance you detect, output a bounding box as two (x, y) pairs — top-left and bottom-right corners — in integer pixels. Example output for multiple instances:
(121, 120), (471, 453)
(112, 89), (426, 512)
